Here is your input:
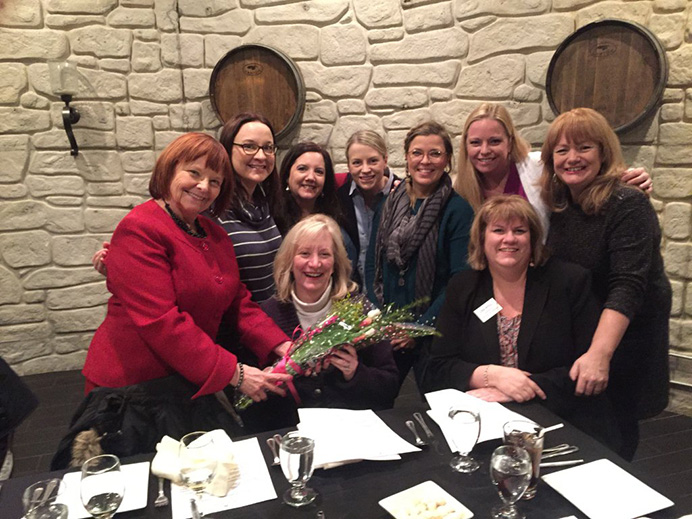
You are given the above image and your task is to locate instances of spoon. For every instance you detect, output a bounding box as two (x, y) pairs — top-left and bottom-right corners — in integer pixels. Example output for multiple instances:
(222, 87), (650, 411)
(405, 420), (427, 447)
(266, 437), (280, 466)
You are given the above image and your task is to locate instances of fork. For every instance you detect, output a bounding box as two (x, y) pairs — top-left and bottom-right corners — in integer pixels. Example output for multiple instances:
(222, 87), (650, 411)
(154, 477), (169, 507)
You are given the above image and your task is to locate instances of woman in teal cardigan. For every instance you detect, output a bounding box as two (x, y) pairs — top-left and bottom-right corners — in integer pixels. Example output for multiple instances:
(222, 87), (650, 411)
(366, 121), (474, 387)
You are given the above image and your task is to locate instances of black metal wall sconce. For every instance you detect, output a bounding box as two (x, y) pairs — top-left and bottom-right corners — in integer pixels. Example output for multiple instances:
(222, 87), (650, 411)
(49, 61), (81, 156)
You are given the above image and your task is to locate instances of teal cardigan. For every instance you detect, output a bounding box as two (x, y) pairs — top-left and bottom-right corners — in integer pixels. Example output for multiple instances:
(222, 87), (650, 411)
(365, 191), (474, 325)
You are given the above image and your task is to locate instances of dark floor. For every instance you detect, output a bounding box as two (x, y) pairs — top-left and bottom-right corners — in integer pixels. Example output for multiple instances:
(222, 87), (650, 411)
(10, 370), (692, 512)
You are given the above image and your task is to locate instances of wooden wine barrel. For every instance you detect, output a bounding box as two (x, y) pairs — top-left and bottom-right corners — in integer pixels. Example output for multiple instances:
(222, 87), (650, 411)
(209, 44), (305, 139)
(546, 19), (667, 133)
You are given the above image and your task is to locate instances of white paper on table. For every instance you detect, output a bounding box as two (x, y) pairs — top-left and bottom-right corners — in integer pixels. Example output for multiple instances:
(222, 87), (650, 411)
(171, 437), (277, 519)
(424, 389), (529, 448)
(542, 458), (674, 519)
(56, 461), (150, 519)
(297, 408), (420, 468)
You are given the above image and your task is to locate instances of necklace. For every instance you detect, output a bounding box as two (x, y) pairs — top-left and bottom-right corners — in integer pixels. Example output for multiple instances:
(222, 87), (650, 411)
(164, 202), (207, 239)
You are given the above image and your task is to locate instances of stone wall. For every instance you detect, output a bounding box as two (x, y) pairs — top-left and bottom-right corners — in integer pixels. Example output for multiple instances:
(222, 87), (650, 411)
(0, 0), (691, 394)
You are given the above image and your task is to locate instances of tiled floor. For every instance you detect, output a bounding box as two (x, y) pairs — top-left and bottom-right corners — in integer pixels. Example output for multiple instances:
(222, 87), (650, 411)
(9, 370), (692, 512)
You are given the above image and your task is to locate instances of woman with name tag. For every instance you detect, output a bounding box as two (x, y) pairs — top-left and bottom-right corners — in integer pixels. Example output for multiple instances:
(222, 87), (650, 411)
(421, 195), (620, 451)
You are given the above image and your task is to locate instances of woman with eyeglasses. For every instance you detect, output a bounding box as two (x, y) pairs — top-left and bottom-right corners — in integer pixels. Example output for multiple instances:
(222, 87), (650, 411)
(366, 121), (474, 387)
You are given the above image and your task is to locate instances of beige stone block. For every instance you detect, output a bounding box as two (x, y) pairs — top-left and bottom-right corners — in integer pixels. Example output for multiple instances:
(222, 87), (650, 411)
(429, 99), (484, 134)
(154, 0), (178, 32)
(304, 101), (338, 123)
(0, 230), (50, 268)
(300, 62), (372, 98)
(519, 121), (552, 147)
(505, 102), (541, 127)
(405, 2), (453, 33)
(365, 87), (428, 109)
(686, 89), (692, 119)
(183, 69), (212, 100)
(1, 0), (41, 26)
(178, 0), (236, 16)
(122, 151), (156, 172)
(70, 26), (132, 58)
(456, 55), (524, 98)
(671, 279), (684, 316)
(28, 63), (127, 100)
(577, 2), (651, 27)
(0, 340), (51, 365)
(25, 175), (85, 198)
(46, 196), (82, 206)
(87, 195), (145, 208)
(685, 282), (692, 315)
(0, 29), (67, 59)
(129, 70), (183, 102)
(430, 88), (454, 101)
(336, 99), (366, 115)
(666, 43), (692, 86)
(0, 107), (50, 134)
(514, 84), (542, 102)
(649, 13), (685, 49)
(618, 111), (659, 144)
(52, 332), (94, 354)
(154, 131), (186, 150)
(107, 6), (156, 27)
(118, 117), (154, 148)
(256, 0), (348, 24)
(382, 108), (433, 130)
(0, 321), (52, 343)
(25, 266), (105, 289)
(526, 51), (553, 87)
(50, 307), (106, 333)
(621, 145), (656, 173)
(204, 35), (243, 67)
(374, 62), (459, 87)
(458, 15), (496, 32)
(244, 26), (320, 60)
(367, 28), (404, 43)
(0, 201), (47, 231)
(654, 0), (688, 12)
(170, 104), (202, 130)
(45, 15), (106, 29)
(353, 0), (402, 28)
(0, 267), (22, 305)
(14, 351), (88, 376)
(653, 169), (692, 198)
(180, 9), (251, 34)
(664, 241), (692, 277)
(153, 116), (170, 130)
(0, 185), (28, 199)
(321, 24), (367, 66)
(45, 0), (117, 14)
(132, 41), (161, 72)
(69, 55), (99, 69)
(663, 88), (684, 102)
(21, 92), (50, 110)
(201, 100), (222, 129)
(331, 115), (383, 149)
(84, 208), (131, 233)
(45, 207), (85, 234)
(659, 122), (692, 145)
(0, 136), (29, 183)
(162, 34), (204, 67)
(0, 305), (45, 326)
(291, 124), (333, 146)
(23, 291), (46, 304)
(133, 29), (159, 42)
(46, 283), (110, 310)
(371, 27), (468, 63)
(0, 64), (27, 104)
(124, 173), (152, 195)
(660, 102), (684, 122)
(130, 100), (169, 115)
(87, 183), (124, 196)
(664, 202), (692, 239)
(454, 0), (549, 19)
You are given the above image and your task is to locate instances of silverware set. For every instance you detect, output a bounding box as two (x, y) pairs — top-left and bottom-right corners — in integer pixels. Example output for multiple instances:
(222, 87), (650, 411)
(540, 443), (583, 468)
(266, 433), (282, 466)
(154, 477), (169, 508)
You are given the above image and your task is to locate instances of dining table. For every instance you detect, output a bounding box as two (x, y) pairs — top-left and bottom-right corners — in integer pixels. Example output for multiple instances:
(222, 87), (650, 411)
(1, 401), (682, 519)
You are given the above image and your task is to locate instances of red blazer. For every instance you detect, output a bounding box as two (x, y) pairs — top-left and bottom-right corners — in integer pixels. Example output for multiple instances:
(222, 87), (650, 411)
(83, 200), (288, 398)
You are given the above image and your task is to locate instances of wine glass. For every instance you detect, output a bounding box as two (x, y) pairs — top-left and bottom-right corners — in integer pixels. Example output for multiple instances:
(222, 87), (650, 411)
(447, 407), (481, 473)
(279, 431), (317, 507)
(80, 454), (125, 519)
(23, 479), (68, 519)
(490, 445), (532, 519)
(179, 431), (218, 518)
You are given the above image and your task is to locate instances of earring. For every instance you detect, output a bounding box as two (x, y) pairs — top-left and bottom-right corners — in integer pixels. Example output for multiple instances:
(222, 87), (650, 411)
(285, 185), (290, 191)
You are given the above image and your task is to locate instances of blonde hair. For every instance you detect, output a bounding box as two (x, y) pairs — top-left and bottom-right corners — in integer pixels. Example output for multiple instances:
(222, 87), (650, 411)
(467, 195), (547, 270)
(346, 130), (388, 161)
(455, 103), (531, 212)
(540, 107), (625, 215)
(274, 214), (357, 302)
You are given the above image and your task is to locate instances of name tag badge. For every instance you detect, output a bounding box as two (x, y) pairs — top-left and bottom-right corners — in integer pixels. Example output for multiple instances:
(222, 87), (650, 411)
(474, 298), (503, 323)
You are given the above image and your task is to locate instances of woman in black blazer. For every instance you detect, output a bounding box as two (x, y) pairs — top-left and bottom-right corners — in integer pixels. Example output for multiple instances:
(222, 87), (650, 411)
(421, 195), (620, 452)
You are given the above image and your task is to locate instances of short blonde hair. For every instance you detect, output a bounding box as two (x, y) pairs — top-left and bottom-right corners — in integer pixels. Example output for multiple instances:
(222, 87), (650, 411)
(346, 130), (388, 161)
(455, 103), (531, 212)
(540, 107), (625, 215)
(274, 214), (357, 302)
(467, 195), (547, 270)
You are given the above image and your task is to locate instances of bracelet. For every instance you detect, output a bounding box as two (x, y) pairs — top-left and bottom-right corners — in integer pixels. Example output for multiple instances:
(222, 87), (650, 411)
(484, 365), (489, 388)
(233, 362), (245, 390)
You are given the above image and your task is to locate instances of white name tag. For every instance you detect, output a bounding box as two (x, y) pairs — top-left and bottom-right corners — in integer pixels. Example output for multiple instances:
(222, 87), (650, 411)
(474, 298), (503, 323)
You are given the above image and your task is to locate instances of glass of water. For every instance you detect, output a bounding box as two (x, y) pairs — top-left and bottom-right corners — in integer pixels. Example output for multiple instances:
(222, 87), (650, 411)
(448, 407), (481, 473)
(80, 454), (125, 519)
(22, 478), (68, 519)
(280, 431), (317, 507)
(490, 445), (531, 519)
(179, 431), (218, 518)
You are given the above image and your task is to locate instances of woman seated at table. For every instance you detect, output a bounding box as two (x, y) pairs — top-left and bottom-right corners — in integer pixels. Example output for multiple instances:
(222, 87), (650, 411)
(420, 195), (621, 450)
(540, 107), (671, 460)
(262, 214), (399, 411)
(77, 133), (292, 457)
(275, 142), (341, 235)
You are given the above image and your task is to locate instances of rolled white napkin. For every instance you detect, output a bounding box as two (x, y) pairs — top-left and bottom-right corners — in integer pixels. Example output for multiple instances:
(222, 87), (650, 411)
(151, 430), (240, 497)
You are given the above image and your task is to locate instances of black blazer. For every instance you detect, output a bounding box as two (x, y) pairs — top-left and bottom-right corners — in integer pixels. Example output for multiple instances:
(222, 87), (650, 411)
(421, 258), (621, 451)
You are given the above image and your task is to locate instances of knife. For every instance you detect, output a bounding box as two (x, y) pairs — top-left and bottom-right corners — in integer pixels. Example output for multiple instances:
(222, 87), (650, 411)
(413, 412), (444, 455)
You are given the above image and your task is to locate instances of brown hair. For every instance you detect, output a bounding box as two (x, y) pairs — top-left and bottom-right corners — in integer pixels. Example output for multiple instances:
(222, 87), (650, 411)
(455, 103), (531, 212)
(149, 132), (232, 217)
(404, 121), (454, 205)
(540, 107), (625, 215)
(467, 195), (547, 270)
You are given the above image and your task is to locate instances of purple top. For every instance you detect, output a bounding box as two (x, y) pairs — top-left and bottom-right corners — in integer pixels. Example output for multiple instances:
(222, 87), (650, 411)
(503, 162), (527, 200)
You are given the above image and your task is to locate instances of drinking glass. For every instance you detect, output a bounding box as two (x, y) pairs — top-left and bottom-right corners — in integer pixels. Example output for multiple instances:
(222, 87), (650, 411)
(179, 431), (218, 518)
(279, 431), (317, 507)
(490, 445), (532, 519)
(80, 454), (125, 519)
(502, 420), (544, 499)
(22, 479), (68, 519)
(447, 407), (481, 473)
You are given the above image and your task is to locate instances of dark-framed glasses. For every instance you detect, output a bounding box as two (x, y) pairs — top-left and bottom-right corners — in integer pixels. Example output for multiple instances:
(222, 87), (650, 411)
(233, 142), (277, 155)
(408, 149), (446, 161)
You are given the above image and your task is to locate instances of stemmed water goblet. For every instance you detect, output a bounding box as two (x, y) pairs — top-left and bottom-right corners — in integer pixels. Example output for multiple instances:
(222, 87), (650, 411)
(279, 431), (317, 507)
(447, 406), (481, 473)
(80, 454), (125, 519)
(490, 445), (532, 519)
(179, 431), (218, 518)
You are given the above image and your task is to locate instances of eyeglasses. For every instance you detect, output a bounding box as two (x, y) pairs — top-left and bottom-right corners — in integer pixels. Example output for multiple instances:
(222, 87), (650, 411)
(408, 149), (446, 161)
(233, 142), (277, 156)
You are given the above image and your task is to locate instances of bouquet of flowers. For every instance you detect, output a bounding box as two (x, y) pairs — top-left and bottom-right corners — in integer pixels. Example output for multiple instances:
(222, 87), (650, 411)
(235, 296), (439, 410)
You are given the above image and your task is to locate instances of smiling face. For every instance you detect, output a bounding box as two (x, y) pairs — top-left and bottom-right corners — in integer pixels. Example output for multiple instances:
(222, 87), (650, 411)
(406, 134), (449, 198)
(347, 142), (388, 195)
(552, 136), (602, 198)
(287, 151), (326, 210)
(483, 218), (532, 275)
(466, 118), (512, 179)
(167, 157), (223, 226)
(292, 229), (335, 303)
(231, 121), (275, 196)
